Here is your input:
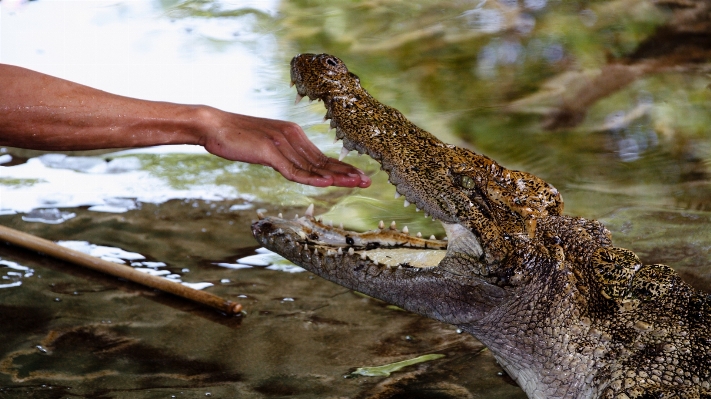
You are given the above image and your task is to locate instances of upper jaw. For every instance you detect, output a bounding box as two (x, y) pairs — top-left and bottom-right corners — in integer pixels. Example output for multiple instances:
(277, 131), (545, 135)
(291, 54), (458, 221)
(289, 54), (485, 258)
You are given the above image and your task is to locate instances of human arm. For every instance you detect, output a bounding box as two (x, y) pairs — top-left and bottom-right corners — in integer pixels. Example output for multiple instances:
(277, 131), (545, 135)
(0, 63), (370, 188)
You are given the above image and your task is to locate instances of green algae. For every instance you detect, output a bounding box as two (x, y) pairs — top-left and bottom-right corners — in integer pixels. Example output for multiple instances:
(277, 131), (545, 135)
(350, 354), (446, 377)
(164, 0), (271, 20)
(0, 178), (45, 187)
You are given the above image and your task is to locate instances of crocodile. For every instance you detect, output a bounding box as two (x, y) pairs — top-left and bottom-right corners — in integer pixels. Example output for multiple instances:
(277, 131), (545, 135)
(251, 53), (711, 399)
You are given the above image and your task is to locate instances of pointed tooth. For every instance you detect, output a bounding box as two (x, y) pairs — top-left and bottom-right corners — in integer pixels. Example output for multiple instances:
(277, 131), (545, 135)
(360, 252), (367, 260)
(339, 146), (350, 161)
(305, 204), (314, 218)
(257, 210), (266, 219)
(303, 244), (308, 251)
(314, 247), (318, 255)
(424, 213), (429, 218)
(339, 222), (344, 229)
(327, 220), (333, 227)
(278, 212), (283, 218)
(308, 98), (314, 103)
(295, 94), (304, 104)
(378, 220), (385, 229)
(416, 232), (422, 238)
(337, 247), (343, 255)
(327, 249), (334, 256)
(323, 114), (329, 122)
(395, 192), (401, 199)
(403, 226), (409, 234)
(390, 221), (397, 230)
(415, 207), (420, 212)
(333, 137), (339, 144)
(294, 214), (299, 219)
(348, 247), (354, 255)
(290, 81), (295, 87)
(429, 235), (436, 240)
(404, 200), (410, 207)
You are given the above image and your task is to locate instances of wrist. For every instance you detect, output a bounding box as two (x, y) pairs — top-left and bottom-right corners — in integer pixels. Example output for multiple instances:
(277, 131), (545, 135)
(186, 105), (225, 147)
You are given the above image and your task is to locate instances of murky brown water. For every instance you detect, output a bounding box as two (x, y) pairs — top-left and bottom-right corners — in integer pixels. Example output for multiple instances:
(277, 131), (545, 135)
(1, 0), (710, 398)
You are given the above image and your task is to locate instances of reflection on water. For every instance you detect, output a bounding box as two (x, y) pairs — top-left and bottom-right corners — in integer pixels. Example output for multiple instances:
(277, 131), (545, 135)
(0, 0), (710, 398)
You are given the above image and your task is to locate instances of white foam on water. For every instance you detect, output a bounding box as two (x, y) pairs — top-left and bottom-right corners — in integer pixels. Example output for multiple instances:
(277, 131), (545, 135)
(0, 259), (34, 289)
(214, 263), (254, 270)
(54, 240), (227, 288)
(57, 241), (146, 262)
(0, 154), (244, 215)
(227, 248), (306, 273)
(21, 208), (77, 224)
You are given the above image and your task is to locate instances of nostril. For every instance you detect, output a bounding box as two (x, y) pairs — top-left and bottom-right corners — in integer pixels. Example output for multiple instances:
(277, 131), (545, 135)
(252, 221), (273, 235)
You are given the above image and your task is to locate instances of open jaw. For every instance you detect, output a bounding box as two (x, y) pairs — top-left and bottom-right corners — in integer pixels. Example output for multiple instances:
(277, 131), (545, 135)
(250, 51), (507, 322)
(251, 205), (506, 326)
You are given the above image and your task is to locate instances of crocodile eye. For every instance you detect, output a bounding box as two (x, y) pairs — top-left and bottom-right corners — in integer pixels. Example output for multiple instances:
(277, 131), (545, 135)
(461, 176), (475, 189)
(326, 58), (337, 66)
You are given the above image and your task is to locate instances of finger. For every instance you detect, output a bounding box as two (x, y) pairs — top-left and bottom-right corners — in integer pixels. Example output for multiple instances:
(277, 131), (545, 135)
(272, 156), (368, 188)
(277, 124), (361, 175)
(278, 122), (331, 163)
(270, 130), (369, 187)
(269, 145), (368, 188)
(320, 157), (372, 188)
(281, 139), (371, 186)
(269, 157), (334, 187)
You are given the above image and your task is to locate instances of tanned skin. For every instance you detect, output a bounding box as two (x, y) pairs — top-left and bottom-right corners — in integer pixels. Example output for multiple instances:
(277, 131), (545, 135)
(0, 63), (371, 189)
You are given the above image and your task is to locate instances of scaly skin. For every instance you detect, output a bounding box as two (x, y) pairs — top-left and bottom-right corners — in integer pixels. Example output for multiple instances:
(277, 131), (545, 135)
(251, 54), (711, 399)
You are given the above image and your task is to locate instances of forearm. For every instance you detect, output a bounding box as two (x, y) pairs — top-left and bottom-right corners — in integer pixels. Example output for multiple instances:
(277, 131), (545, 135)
(0, 64), (204, 150)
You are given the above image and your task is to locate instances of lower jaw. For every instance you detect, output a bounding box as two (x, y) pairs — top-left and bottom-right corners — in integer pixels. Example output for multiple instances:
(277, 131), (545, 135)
(255, 206), (451, 269)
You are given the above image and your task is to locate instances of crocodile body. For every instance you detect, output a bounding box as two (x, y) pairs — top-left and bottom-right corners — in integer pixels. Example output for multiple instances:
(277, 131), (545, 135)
(251, 54), (711, 399)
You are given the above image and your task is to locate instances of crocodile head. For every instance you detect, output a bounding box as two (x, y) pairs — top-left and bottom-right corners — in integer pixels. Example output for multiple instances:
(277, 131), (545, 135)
(252, 54), (711, 398)
(291, 54), (565, 265)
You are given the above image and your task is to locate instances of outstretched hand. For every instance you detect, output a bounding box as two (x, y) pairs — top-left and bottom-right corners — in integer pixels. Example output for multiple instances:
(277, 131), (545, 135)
(0, 63), (371, 188)
(200, 111), (371, 188)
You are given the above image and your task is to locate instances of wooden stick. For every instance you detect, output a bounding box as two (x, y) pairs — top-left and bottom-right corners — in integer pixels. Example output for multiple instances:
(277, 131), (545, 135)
(0, 224), (242, 315)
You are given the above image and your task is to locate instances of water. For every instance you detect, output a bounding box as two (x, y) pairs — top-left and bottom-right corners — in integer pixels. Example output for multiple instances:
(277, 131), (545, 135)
(1, 0), (710, 397)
